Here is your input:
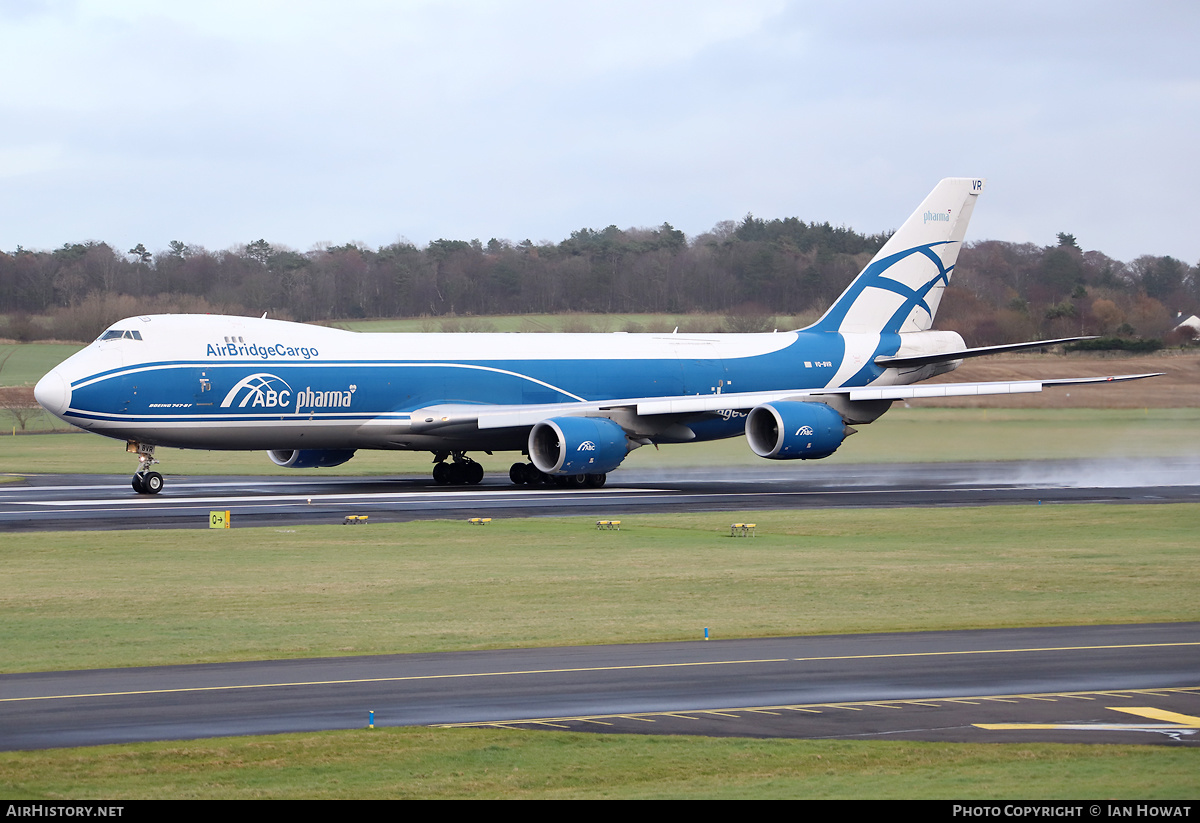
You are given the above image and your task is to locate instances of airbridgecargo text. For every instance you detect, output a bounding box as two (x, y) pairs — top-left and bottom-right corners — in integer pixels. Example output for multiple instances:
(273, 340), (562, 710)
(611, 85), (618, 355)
(206, 342), (319, 360)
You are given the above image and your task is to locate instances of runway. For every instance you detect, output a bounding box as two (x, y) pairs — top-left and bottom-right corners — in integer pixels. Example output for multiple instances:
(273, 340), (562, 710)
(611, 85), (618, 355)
(3, 457), (1199, 532)
(3, 623), (1197, 751)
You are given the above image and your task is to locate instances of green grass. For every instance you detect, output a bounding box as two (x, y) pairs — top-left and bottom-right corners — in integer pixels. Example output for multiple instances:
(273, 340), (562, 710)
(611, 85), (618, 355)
(326, 312), (797, 334)
(2, 407), (1195, 475)
(0, 343), (82, 387)
(2, 728), (1196, 799)
(3, 505), (1197, 674)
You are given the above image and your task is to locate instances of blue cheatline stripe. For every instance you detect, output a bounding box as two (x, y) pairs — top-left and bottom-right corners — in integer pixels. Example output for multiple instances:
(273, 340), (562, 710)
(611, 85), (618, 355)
(63, 412), (405, 424)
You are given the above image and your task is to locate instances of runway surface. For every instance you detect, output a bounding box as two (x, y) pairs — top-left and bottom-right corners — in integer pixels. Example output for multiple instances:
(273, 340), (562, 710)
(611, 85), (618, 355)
(3, 624), (1197, 751)
(2, 457), (1199, 532)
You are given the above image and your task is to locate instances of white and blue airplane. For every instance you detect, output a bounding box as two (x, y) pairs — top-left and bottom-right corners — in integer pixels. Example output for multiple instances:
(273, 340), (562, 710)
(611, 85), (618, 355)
(35, 178), (1156, 494)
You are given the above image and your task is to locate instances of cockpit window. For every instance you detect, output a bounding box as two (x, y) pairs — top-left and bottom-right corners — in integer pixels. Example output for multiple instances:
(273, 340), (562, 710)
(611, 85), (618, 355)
(98, 330), (143, 341)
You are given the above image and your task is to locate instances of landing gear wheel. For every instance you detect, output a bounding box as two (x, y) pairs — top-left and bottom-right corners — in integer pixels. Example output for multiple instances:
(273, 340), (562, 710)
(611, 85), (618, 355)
(510, 462), (528, 485)
(432, 452), (485, 485)
(584, 473), (607, 488)
(132, 471), (163, 495)
(525, 463), (547, 485)
(465, 461), (484, 485)
(432, 462), (452, 485)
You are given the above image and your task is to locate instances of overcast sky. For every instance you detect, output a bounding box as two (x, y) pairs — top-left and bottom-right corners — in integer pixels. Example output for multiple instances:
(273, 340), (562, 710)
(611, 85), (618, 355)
(2, 1), (1197, 264)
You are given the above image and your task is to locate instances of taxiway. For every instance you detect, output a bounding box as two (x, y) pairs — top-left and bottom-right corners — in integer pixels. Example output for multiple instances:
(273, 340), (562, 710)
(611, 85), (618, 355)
(3, 623), (1197, 750)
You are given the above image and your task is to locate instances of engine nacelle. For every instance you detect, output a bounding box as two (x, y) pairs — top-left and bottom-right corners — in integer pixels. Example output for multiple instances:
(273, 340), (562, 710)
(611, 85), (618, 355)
(528, 416), (631, 475)
(745, 401), (849, 460)
(267, 449), (357, 469)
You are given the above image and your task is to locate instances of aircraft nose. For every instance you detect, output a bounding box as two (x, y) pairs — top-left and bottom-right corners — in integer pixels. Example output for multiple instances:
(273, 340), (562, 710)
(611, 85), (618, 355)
(34, 370), (71, 417)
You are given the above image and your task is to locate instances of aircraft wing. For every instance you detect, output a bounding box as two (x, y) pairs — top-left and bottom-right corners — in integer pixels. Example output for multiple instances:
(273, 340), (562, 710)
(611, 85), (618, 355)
(408, 372), (1162, 433)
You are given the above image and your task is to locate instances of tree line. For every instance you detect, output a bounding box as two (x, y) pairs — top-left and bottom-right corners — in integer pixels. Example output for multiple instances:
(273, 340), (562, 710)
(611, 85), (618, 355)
(2, 220), (1196, 345)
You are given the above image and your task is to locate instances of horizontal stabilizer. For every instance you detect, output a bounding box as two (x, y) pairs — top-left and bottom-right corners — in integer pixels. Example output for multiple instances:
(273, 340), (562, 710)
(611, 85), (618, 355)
(843, 373), (1163, 402)
(875, 337), (1095, 369)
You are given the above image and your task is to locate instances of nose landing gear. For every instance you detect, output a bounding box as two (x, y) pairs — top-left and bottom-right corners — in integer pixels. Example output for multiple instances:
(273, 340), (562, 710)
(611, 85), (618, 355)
(128, 442), (164, 495)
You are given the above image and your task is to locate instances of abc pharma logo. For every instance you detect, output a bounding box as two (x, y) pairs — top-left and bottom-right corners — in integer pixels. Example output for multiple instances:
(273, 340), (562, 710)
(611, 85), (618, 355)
(220, 373), (293, 409)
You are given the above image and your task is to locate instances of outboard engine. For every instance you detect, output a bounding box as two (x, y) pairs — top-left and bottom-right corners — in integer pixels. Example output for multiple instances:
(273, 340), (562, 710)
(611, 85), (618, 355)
(745, 401), (852, 460)
(267, 449), (357, 469)
(528, 417), (631, 475)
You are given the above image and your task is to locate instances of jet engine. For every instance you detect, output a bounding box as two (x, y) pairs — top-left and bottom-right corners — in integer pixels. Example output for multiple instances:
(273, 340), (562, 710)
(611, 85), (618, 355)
(267, 449), (357, 469)
(528, 416), (631, 475)
(745, 401), (851, 460)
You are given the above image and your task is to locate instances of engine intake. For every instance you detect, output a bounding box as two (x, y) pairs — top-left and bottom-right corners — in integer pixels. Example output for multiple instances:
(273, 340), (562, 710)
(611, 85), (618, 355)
(528, 417), (631, 475)
(745, 401), (850, 460)
(267, 449), (357, 469)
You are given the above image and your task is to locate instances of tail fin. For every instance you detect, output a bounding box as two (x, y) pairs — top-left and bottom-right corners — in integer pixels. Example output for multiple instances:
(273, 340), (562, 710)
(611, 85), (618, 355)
(809, 177), (984, 335)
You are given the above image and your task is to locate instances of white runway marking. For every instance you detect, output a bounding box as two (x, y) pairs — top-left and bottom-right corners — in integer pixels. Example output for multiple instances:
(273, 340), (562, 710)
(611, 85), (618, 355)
(22, 487), (674, 507)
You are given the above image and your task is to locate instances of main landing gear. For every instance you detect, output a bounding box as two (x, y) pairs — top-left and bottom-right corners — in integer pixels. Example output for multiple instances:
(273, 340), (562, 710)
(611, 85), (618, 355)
(431, 452), (485, 486)
(508, 462), (607, 488)
(128, 442), (164, 495)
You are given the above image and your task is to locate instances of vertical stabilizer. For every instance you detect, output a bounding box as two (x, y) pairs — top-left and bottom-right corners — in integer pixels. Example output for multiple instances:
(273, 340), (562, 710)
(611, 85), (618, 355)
(810, 177), (984, 335)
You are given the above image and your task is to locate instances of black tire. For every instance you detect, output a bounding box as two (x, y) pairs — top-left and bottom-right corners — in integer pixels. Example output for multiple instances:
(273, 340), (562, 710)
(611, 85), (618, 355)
(144, 472), (164, 494)
(432, 462), (451, 485)
(509, 462), (527, 485)
(466, 461), (484, 485)
(584, 473), (607, 488)
(131, 473), (146, 494)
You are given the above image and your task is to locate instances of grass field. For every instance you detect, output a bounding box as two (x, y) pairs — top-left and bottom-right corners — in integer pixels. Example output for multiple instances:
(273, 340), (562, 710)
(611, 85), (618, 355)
(3, 729), (1196, 799)
(0, 343), (82, 387)
(329, 312), (799, 334)
(5, 506), (1197, 673)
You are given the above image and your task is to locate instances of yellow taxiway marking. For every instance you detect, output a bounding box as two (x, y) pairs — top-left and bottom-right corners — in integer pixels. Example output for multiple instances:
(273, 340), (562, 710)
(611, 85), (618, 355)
(976, 706), (1200, 732)
(1107, 707), (1200, 726)
(7, 641), (1198, 705)
(437, 687), (1200, 731)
